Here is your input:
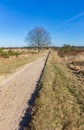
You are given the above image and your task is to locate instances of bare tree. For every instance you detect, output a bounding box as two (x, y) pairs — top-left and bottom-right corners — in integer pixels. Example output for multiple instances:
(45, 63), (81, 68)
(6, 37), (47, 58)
(25, 27), (51, 51)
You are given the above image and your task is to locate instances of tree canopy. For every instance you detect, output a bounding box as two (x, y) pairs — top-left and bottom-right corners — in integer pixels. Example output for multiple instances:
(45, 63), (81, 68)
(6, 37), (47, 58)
(25, 27), (51, 50)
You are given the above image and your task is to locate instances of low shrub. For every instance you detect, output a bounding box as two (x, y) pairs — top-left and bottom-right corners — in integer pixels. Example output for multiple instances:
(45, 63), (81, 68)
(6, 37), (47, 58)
(0, 48), (20, 58)
(2, 52), (9, 58)
(58, 44), (75, 57)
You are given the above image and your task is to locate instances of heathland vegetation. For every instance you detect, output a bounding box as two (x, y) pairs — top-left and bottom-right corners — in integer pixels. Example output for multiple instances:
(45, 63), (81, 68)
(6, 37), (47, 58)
(0, 45), (84, 130)
(0, 48), (21, 58)
(24, 49), (84, 130)
(0, 48), (44, 76)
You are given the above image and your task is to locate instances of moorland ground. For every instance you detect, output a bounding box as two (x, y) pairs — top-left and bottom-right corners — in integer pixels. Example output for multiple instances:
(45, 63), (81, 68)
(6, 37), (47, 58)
(0, 48), (84, 130)
(25, 49), (84, 130)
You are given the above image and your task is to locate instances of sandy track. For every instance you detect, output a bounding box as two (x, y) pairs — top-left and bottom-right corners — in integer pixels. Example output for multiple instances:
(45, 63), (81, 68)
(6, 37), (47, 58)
(0, 53), (48, 130)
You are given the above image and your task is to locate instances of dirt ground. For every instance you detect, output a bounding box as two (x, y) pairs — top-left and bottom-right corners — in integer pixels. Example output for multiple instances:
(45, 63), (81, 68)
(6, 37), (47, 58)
(64, 52), (84, 78)
(64, 52), (84, 62)
(0, 53), (48, 130)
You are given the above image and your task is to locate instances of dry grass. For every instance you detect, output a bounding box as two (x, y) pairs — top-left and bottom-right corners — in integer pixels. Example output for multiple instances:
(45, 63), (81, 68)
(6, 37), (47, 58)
(25, 51), (84, 130)
(0, 52), (43, 76)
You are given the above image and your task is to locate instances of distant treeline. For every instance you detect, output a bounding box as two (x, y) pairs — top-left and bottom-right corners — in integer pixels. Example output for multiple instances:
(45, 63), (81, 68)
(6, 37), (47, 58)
(0, 45), (84, 50)
(0, 46), (49, 49)
(0, 47), (36, 49)
(52, 44), (84, 57)
(52, 46), (84, 50)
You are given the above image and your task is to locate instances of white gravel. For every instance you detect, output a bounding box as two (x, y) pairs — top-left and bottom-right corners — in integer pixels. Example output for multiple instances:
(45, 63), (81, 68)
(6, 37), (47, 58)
(0, 53), (48, 130)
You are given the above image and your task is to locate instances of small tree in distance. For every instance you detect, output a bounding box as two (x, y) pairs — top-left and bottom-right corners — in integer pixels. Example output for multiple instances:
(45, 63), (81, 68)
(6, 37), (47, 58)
(25, 27), (51, 51)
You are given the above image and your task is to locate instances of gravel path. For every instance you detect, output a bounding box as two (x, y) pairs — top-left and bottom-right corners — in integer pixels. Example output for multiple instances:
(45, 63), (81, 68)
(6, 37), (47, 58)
(0, 53), (48, 130)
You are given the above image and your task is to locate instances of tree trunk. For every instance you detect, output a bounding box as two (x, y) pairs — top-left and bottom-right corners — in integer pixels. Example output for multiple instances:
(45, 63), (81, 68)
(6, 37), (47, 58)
(38, 41), (40, 52)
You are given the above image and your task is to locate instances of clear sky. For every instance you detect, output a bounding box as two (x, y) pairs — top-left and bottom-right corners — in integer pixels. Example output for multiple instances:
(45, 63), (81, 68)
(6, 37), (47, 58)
(0, 0), (84, 47)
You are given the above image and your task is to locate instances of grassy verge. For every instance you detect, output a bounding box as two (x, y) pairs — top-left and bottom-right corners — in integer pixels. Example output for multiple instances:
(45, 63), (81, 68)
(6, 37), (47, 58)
(0, 52), (43, 76)
(25, 51), (84, 130)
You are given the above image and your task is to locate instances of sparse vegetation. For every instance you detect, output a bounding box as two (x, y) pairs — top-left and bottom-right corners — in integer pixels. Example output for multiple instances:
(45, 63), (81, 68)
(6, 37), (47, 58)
(0, 49), (44, 75)
(25, 51), (84, 130)
(0, 48), (21, 58)
(58, 44), (76, 57)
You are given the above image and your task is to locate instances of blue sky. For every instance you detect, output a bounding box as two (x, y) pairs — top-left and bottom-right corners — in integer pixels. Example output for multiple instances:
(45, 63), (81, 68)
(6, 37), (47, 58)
(0, 0), (84, 47)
